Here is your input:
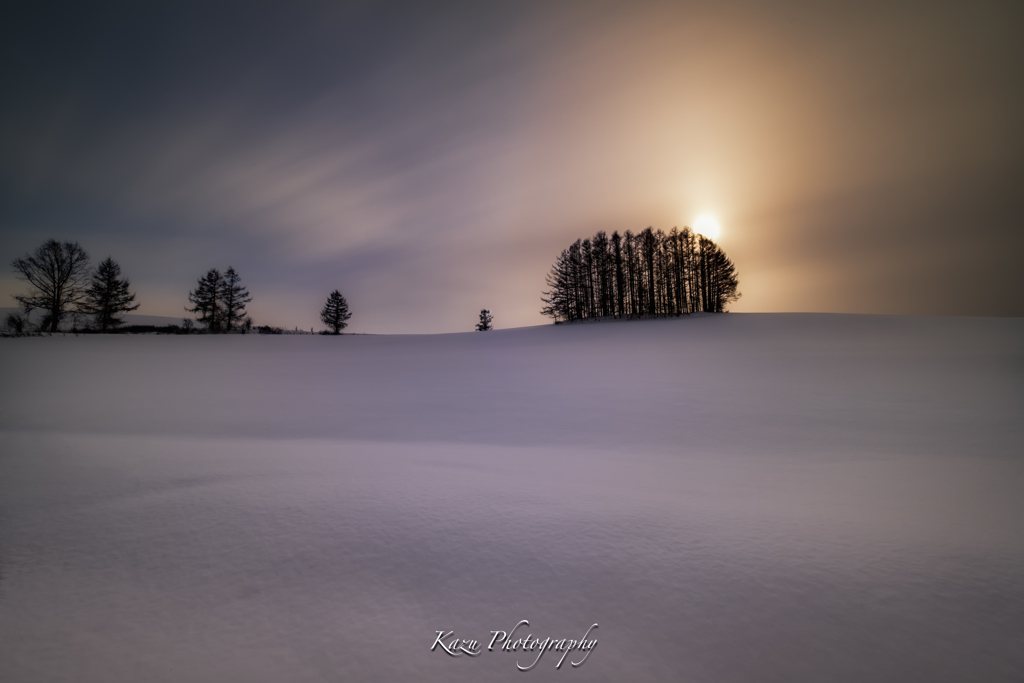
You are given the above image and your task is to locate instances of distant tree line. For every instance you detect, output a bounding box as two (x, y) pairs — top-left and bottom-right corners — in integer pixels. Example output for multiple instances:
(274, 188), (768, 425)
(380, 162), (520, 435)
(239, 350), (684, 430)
(541, 226), (740, 323)
(6, 238), (355, 337)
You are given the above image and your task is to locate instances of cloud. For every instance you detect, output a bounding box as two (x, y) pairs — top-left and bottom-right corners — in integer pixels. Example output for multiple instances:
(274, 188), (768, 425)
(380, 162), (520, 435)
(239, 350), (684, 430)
(2, 1), (1022, 332)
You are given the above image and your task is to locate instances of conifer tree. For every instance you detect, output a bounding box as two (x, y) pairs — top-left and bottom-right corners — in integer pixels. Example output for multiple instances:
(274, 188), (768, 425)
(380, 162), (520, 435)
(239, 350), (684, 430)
(476, 309), (493, 331)
(82, 257), (139, 331)
(540, 226), (739, 322)
(220, 266), (252, 333)
(186, 268), (224, 333)
(541, 249), (573, 322)
(320, 290), (351, 334)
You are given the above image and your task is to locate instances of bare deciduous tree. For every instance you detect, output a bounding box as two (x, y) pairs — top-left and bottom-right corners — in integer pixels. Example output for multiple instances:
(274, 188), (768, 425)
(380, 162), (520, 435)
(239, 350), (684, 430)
(10, 239), (91, 333)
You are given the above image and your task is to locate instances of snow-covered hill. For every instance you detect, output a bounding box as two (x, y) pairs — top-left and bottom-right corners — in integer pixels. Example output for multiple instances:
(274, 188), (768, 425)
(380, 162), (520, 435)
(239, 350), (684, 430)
(1, 314), (1022, 682)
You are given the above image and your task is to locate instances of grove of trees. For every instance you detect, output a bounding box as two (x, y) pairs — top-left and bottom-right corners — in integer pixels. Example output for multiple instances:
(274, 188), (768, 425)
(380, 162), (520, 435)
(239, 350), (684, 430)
(541, 226), (740, 323)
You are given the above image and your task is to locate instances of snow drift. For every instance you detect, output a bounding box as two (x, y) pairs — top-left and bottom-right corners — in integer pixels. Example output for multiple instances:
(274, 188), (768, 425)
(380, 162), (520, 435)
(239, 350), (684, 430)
(1, 314), (1022, 682)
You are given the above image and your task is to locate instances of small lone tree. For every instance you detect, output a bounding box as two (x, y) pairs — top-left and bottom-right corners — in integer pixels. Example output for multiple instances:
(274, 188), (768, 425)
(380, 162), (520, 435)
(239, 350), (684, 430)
(220, 266), (252, 333)
(82, 257), (139, 331)
(10, 239), (91, 332)
(320, 290), (351, 334)
(476, 309), (493, 331)
(186, 268), (224, 333)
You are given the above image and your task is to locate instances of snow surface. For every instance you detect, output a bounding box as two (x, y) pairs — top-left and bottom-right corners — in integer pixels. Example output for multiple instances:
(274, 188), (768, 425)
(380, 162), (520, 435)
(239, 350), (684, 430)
(1, 314), (1022, 682)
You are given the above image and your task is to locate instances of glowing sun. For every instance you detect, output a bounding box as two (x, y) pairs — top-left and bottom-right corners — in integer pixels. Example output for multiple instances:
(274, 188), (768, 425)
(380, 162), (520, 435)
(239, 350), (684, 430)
(694, 214), (721, 240)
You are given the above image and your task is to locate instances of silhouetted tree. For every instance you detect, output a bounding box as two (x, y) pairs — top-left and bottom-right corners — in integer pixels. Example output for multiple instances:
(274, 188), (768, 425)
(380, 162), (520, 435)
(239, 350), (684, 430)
(476, 309), (493, 331)
(623, 236), (635, 315)
(186, 268), (224, 332)
(82, 257), (139, 331)
(10, 239), (91, 332)
(701, 239), (740, 312)
(611, 231), (625, 317)
(220, 266), (252, 333)
(541, 248), (573, 322)
(540, 225), (740, 322)
(320, 290), (351, 334)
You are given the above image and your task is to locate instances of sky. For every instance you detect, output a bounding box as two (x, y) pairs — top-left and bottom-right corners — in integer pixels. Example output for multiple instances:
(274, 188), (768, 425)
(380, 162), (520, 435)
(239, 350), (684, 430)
(2, 0), (1022, 333)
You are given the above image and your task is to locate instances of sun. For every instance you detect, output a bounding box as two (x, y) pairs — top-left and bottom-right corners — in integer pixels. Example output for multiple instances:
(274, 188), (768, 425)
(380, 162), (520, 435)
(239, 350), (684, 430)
(694, 214), (721, 240)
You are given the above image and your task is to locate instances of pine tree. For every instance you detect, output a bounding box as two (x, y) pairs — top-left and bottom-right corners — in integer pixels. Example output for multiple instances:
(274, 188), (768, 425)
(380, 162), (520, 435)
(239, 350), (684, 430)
(82, 257), (139, 331)
(186, 268), (224, 333)
(320, 290), (351, 334)
(476, 309), (493, 331)
(220, 266), (252, 333)
(541, 249), (573, 323)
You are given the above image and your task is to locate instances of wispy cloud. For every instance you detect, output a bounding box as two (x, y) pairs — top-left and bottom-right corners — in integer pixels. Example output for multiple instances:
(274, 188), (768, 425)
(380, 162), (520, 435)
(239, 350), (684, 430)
(2, 1), (1022, 331)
